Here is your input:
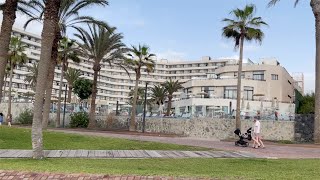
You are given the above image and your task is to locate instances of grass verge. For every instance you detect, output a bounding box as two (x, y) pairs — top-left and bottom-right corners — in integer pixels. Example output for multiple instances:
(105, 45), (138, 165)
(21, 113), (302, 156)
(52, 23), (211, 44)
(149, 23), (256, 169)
(0, 126), (207, 150)
(0, 158), (319, 179)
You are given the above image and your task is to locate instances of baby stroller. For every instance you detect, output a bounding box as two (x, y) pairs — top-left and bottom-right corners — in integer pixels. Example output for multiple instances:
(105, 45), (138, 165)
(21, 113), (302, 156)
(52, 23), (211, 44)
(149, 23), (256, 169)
(234, 127), (252, 147)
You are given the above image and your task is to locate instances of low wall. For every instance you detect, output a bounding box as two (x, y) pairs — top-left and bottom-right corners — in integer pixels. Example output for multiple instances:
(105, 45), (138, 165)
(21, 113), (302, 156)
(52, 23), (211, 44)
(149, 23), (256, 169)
(294, 114), (314, 142)
(135, 118), (295, 141)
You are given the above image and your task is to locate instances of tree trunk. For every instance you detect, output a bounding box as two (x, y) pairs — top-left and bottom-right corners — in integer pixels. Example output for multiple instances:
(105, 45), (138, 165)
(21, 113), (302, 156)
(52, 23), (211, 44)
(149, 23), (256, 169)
(2, 75), (7, 102)
(235, 35), (245, 130)
(166, 96), (173, 116)
(42, 32), (59, 129)
(31, 0), (60, 159)
(129, 73), (140, 131)
(312, 0), (320, 143)
(0, 0), (18, 103)
(88, 63), (99, 129)
(7, 62), (13, 117)
(68, 85), (72, 103)
(55, 63), (64, 127)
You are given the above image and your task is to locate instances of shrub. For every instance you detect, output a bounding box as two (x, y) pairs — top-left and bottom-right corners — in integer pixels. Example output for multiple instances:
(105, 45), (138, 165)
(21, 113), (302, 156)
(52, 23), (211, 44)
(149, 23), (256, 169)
(69, 112), (89, 128)
(16, 109), (33, 125)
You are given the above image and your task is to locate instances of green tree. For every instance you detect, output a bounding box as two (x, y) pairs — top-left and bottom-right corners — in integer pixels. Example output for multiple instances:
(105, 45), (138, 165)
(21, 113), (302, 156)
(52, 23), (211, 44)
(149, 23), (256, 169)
(150, 85), (167, 106)
(24, 0), (109, 129)
(55, 37), (80, 127)
(0, 0), (37, 102)
(31, 0), (61, 159)
(128, 87), (145, 105)
(126, 45), (155, 131)
(162, 79), (183, 116)
(75, 24), (128, 129)
(73, 78), (93, 111)
(268, 0), (320, 144)
(64, 67), (81, 103)
(7, 37), (28, 117)
(24, 62), (38, 90)
(297, 93), (315, 114)
(222, 4), (267, 129)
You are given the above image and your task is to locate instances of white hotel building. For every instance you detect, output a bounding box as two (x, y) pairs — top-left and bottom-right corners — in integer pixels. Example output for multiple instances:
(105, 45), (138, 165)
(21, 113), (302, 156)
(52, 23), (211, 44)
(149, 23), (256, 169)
(3, 28), (303, 119)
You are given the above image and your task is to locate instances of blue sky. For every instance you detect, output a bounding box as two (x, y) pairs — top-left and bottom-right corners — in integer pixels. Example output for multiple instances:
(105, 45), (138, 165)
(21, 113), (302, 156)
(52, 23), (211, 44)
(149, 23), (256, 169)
(7, 0), (315, 92)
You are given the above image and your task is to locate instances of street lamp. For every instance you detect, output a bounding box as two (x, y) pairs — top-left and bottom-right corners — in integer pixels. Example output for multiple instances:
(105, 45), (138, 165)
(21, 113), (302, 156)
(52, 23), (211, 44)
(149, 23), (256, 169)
(116, 99), (119, 116)
(142, 82), (148, 133)
(62, 84), (67, 128)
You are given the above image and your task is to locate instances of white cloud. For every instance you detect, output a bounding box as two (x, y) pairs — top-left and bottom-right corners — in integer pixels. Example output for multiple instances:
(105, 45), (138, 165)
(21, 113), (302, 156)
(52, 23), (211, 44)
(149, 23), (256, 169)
(155, 50), (187, 62)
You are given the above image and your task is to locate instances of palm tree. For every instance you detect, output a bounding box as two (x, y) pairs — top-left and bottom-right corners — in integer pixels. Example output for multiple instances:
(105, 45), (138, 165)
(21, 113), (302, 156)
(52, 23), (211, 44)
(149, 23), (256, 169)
(7, 37), (28, 118)
(268, 0), (320, 144)
(75, 24), (128, 129)
(125, 45), (156, 131)
(24, 0), (109, 128)
(162, 79), (183, 116)
(64, 67), (81, 103)
(0, 0), (36, 102)
(31, 0), (61, 159)
(24, 63), (39, 90)
(222, 4), (267, 129)
(128, 87), (145, 105)
(150, 85), (167, 106)
(55, 37), (80, 127)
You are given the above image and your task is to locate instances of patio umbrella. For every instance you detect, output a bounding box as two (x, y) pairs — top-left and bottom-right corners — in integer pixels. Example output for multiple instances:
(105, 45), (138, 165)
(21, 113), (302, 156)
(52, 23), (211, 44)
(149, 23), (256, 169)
(184, 106), (189, 113)
(246, 102), (250, 110)
(276, 99), (280, 110)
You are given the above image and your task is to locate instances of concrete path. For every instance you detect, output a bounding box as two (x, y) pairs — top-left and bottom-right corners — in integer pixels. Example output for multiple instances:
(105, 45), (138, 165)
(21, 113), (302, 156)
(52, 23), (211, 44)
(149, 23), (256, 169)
(0, 150), (256, 159)
(0, 170), (203, 180)
(49, 129), (320, 159)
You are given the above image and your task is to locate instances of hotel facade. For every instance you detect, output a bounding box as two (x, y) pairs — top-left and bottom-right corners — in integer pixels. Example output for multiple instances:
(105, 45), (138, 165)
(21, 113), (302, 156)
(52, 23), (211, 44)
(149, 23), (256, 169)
(3, 28), (303, 119)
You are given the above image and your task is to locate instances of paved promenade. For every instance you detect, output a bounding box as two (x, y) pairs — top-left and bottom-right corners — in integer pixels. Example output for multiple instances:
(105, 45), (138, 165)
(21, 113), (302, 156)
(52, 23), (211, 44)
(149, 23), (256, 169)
(49, 129), (320, 159)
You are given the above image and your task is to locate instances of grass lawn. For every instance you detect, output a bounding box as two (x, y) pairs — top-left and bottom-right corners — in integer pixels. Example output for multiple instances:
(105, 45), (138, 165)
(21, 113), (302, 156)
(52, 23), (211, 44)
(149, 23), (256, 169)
(0, 126), (207, 150)
(0, 158), (319, 179)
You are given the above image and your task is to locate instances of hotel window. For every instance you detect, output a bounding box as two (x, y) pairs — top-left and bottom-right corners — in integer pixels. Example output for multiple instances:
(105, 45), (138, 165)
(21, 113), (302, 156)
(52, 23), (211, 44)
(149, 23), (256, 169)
(253, 71), (264, 81)
(243, 86), (253, 100)
(224, 86), (237, 99)
(271, 74), (279, 80)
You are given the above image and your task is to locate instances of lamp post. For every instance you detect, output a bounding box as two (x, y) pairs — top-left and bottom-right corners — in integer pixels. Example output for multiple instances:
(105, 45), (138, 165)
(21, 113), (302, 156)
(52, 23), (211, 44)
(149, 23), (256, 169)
(116, 99), (119, 116)
(62, 84), (67, 128)
(142, 82), (148, 133)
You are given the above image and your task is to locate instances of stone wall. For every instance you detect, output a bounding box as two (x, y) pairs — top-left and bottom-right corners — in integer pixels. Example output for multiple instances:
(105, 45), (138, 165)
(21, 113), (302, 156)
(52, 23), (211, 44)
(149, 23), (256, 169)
(0, 103), (33, 122)
(294, 114), (314, 142)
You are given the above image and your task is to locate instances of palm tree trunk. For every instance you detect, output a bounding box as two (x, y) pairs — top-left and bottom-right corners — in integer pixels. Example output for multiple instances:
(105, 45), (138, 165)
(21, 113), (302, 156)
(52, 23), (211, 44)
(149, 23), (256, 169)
(166, 96), (172, 116)
(32, 0), (60, 159)
(235, 35), (244, 130)
(68, 85), (72, 103)
(7, 62), (13, 117)
(0, 0), (18, 103)
(88, 63), (99, 129)
(312, 0), (320, 143)
(130, 73), (140, 131)
(42, 33), (59, 129)
(56, 63), (65, 128)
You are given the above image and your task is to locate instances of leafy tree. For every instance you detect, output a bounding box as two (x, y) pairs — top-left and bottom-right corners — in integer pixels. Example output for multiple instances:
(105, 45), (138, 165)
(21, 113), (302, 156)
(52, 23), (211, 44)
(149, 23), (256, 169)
(75, 24), (128, 129)
(222, 4), (267, 129)
(162, 79), (183, 116)
(297, 93), (315, 114)
(150, 85), (167, 106)
(7, 37), (28, 117)
(24, 62), (38, 90)
(64, 67), (81, 102)
(128, 87), (145, 105)
(126, 45), (155, 131)
(73, 78), (93, 101)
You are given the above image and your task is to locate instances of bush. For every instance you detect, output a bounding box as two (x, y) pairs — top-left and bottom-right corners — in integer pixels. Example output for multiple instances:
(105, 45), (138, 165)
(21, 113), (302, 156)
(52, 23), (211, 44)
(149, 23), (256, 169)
(70, 112), (89, 128)
(16, 109), (33, 125)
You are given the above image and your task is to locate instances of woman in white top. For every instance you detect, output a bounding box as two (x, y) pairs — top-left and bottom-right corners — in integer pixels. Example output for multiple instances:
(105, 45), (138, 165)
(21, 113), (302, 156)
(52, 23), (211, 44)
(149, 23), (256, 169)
(252, 118), (265, 148)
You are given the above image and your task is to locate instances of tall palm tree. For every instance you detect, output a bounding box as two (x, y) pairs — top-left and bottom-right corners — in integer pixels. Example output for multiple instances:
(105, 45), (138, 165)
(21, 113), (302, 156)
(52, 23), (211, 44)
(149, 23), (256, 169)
(64, 67), (81, 103)
(55, 37), (80, 127)
(75, 24), (128, 129)
(7, 37), (28, 118)
(268, 0), (320, 144)
(0, 0), (36, 102)
(126, 45), (155, 131)
(222, 4), (267, 129)
(25, 0), (109, 128)
(31, 0), (61, 159)
(128, 87), (145, 105)
(24, 62), (39, 90)
(162, 79), (183, 116)
(150, 85), (167, 106)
